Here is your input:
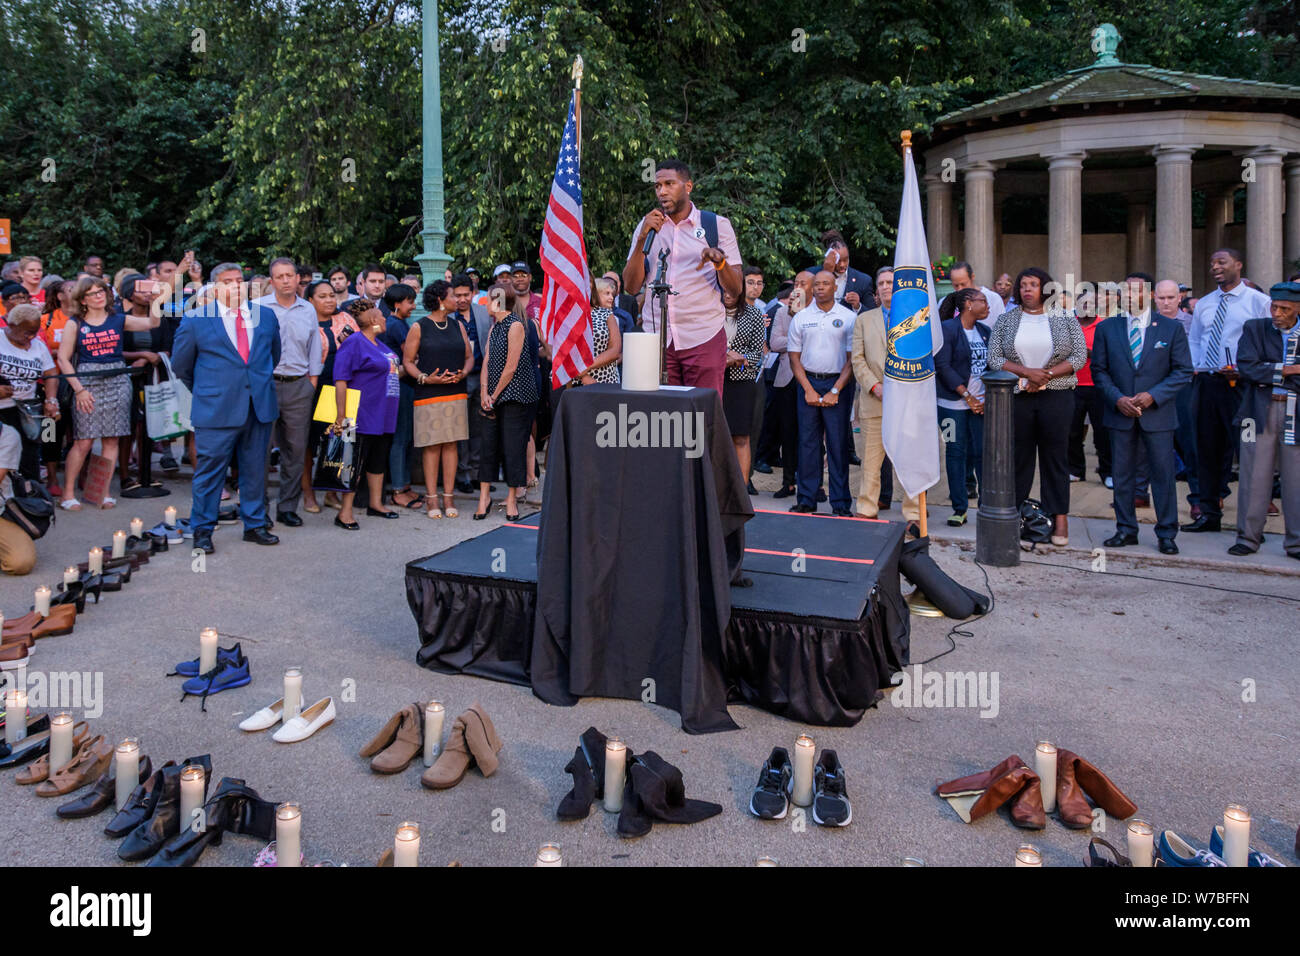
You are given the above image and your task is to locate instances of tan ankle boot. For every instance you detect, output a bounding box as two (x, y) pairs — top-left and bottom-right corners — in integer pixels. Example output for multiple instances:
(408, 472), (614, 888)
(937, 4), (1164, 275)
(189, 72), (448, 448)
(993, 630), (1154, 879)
(421, 716), (471, 789)
(370, 704), (423, 774)
(461, 703), (503, 777)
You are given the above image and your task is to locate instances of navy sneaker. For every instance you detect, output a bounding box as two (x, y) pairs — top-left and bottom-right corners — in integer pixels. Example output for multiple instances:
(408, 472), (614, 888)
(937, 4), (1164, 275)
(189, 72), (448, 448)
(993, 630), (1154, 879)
(149, 521), (184, 544)
(749, 747), (792, 820)
(181, 651), (250, 712)
(1209, 825), (1285, 867)
(171, 642), (243, 679)
(811, 750), (852, 827)
(1158, 829), (1225, 867)
(752, 461), (773, 474)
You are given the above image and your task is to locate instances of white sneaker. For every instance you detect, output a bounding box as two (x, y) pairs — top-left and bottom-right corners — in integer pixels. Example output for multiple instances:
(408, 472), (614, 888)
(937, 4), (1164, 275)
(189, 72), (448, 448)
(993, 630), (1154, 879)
(1104, 476), (1114, 489)
(239, 697), (288, 732)
(272, 697), (336, 743)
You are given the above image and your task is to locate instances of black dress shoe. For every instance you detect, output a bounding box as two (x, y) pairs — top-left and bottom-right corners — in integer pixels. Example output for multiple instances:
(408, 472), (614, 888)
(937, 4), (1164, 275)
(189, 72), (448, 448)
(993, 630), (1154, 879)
(1103, 532), (1139, 547)
(1227, 543), (1255, 556)
(242, 528), (280, 545)
(276, 511), (303, 527)
(193, 531), (215, 555)
(1158, 539), (1179, 555)
(455, 479), (476, 494)
(831, 507), (853, 517)
(105, 761), (174, 838)
(0, 715), (50, 760)
(753, 461), (773, 474)
(365, 507), (400, 519)
(849, 453), (862, 466)
(505, 512), (523, 522)
(816, 488), (828, 503)
(746, 480), (758, 495)
(788, 503), (815, 513)
(119, 756), (212, 862)
(334, 516), (360, 531)
(772, 485), (797, 499)
(59, 755), (152, 819)
(1181, 515), (1221, 533)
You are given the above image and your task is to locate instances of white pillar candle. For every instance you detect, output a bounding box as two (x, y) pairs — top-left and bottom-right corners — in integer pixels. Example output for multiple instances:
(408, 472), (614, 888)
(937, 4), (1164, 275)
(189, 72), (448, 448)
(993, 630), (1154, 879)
(1222, 805), (1251, 867)
(179, 765), (205, 833)
(49, 712), (74, 770)
(198, 628), (218, 675)
(88, 547), (103, 575)
(34, 585), (51, 617)
(4, 691), (28, 745)
(423, 701), (445, 767)
(535, 843), (562, 867)
(603, 736), (627, 813)
(130, 517), (144, 537)
(111, 530), (126, 559)
(1127, 820), (1155, 868)
(62, 566), (79, 587)
(0, 611), (4, 632)
(621, 332), (661, 391)
(114, 738), (139, 811)
(163, 506), (178, 527)
(1035, 740), (1058, 814)
(394, 822), (420, 867)
(1015, 843), (1043, 867)
(282, 667), (303, 721)
(276, 803), (301, 868)
(791, 734), (815, 807)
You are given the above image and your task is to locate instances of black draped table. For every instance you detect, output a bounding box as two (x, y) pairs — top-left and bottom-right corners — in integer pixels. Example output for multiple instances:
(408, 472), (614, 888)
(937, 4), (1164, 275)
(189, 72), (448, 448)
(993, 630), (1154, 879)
(530, 385), (753, 733)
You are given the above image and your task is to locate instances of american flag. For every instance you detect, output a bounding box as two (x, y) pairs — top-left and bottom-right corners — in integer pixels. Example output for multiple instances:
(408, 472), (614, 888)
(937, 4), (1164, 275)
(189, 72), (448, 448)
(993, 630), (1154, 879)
(539, 91), (593, 388)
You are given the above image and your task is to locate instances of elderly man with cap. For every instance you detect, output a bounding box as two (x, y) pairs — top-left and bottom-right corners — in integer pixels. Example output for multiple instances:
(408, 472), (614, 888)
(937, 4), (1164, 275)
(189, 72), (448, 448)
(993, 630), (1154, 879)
(509, 261), (540, 322)
(1228, 281), (1300, 560)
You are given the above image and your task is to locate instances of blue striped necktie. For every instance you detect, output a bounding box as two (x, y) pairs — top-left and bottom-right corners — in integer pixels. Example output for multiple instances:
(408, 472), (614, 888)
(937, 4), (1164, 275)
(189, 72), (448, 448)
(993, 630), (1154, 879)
(1204, 293), (1229, 370)
(1129, 319), (1143, 367)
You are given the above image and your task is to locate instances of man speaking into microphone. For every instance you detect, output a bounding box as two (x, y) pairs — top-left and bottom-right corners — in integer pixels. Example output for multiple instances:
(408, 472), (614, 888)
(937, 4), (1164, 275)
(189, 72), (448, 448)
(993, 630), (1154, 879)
(623, 159), (743, 393)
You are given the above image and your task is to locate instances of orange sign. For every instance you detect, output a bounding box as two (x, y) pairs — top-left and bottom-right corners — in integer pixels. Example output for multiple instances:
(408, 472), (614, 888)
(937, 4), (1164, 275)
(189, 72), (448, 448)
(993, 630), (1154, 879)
(0, 220), (9, 255)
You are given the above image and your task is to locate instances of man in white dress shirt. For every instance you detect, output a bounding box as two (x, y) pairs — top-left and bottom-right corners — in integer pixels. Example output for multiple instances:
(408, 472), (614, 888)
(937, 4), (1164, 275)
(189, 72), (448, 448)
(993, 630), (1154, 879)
(950, 261), (1005, 327)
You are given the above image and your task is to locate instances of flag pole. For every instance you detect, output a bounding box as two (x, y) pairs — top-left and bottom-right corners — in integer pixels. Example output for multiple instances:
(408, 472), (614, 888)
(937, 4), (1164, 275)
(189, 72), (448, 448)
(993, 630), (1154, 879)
(571, 56), (583, 159)
(899, 128), (929, 541)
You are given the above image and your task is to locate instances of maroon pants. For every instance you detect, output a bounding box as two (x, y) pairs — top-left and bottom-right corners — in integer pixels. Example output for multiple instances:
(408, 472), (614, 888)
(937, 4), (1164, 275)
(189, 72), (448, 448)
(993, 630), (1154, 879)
(664, 328), (726, 393)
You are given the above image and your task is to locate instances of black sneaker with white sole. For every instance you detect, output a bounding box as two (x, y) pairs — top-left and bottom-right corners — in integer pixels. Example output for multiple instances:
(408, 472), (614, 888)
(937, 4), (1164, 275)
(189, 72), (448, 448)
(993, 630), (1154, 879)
(749, 747), (792, 819)
(811, 749), (852, 827)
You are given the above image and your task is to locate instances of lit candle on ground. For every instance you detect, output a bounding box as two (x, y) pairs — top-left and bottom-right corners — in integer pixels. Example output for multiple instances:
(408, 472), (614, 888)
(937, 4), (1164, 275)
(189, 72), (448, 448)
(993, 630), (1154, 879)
(179, 766), (205, 833)
(130, 517), (144, 537)
(114, 738), (139, 810)
(1015, 844), (1043, 867)
(283, 667), (303, 721)
(4, 691), (28, 745)
(791, 734), (815, 807)
(163, 506), (177, 527)
(0, 611), (4, 632)
(756, 856), (779, 867)
(111, 530), (126, 559)
(1127, 820), (1155, 868)
(1222, 805), (1251, 867)
(34, 585), (51, 617)
(1035, 740), (1058, 813)
(535, 844), (562, 867)
(603, 736), (627, 813)
(49, 712), (74, 770)
(394, 822), (420, 867)
(88, 547), (103, 575)
(199, 628), (218, 675)
(63, 566), (78, 587)
(276, 804), (301, 867)
(423, 701), (445, 767)
(901, 857), (926, 867)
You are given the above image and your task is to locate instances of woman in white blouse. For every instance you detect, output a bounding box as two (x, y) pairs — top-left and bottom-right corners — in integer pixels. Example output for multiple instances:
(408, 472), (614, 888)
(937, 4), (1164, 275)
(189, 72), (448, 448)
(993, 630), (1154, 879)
(987, 267), (1087, 546)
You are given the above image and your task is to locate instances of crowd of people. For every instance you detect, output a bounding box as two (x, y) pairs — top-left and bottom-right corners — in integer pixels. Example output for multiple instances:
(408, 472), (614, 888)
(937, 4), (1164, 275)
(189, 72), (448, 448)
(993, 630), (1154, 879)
(0, 160), (1295, 571)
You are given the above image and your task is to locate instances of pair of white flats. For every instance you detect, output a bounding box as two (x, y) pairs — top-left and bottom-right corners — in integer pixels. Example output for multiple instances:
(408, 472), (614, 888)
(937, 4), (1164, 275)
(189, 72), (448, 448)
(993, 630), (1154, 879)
(239, 695), (336, 743)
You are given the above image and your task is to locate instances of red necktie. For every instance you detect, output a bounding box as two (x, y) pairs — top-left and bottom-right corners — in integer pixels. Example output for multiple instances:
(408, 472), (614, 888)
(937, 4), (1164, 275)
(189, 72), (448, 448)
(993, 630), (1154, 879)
(234, 308), (250, 363)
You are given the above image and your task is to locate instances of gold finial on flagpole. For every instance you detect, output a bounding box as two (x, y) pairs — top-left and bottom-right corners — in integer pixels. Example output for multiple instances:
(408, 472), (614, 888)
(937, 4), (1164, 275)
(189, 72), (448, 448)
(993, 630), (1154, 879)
(572, 55), (584, 90)
(900, 129), (912, 149)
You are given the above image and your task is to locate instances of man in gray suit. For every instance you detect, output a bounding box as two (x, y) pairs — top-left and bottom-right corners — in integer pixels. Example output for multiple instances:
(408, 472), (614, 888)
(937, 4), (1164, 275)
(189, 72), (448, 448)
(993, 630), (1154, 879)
(450, 272), (492, 492)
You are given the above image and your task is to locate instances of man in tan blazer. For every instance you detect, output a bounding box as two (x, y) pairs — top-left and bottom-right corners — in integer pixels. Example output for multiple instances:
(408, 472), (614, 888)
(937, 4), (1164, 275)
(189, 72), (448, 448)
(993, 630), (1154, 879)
(851, 267), (920, 523)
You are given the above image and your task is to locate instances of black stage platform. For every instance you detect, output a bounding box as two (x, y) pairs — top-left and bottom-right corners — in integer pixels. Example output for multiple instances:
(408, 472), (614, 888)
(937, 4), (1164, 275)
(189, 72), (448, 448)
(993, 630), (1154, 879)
(405, 509), (910, 726)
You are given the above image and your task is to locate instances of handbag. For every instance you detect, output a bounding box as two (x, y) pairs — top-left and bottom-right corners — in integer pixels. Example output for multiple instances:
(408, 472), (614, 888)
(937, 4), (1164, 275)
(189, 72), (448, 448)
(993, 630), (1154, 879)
(310, 427), (360, 492)
(144, 354), (192, 440)
(13, 397), (46, 442)
(1019, 498), (1052, 544)
(3, 473), (55, 539)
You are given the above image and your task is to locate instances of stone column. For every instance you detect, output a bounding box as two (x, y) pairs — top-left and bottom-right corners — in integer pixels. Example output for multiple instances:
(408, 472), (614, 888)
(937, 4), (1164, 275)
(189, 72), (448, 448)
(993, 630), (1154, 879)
(1125, 198), (1150, 275)
(963, 162), (996, 293)
(993, 193), (1006, 283)
(1203, 186), (1236, 288)
(924, 172), (954, 259)
(1153, 145), (1196, 289)
(1246, 147), (1286, 288)
(1045, 151), (1085, 304)
(1286, 160), (1300, 279)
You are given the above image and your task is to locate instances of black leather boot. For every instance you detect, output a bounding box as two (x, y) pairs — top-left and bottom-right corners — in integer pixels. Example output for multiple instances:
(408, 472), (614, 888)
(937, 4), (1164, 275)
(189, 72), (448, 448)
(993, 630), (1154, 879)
(105, 760), (174, 837)
(148, 777), (278, 867)
(117, 754), (211, 860)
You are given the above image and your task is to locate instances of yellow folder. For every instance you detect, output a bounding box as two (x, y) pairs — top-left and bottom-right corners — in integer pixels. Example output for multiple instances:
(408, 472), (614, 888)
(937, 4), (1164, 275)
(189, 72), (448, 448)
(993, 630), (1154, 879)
(313, 385), (361, 423)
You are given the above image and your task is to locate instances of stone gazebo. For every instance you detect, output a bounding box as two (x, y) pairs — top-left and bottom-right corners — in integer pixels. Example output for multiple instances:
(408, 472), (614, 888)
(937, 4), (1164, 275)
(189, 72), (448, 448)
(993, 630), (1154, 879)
(922, 24), (1300, 295)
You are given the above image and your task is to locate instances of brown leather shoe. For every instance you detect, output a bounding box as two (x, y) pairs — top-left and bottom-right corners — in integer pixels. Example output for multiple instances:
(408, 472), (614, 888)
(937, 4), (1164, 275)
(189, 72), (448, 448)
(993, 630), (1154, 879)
(1056, 749), (1138, 828)
(461, 703), (503, 777)
(0, 641), (31, 666)
(359, 708), (405, 759)
(15, 721), (91, 784)
(936, 754), (1046, 828)
(32, 605), (77, 639)
(369, 704), (423, 774)
(36, 735), (113, 796)
(1, 628), (35, 648)
(421, 716), (472, 789)
(2, 611), (42, 635)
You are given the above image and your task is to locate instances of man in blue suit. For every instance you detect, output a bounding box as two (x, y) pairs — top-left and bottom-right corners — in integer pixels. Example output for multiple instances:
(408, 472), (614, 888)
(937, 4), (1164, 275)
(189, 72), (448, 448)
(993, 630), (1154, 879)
(171, 262), (282, 554)
(1092, 271), (1192, 554)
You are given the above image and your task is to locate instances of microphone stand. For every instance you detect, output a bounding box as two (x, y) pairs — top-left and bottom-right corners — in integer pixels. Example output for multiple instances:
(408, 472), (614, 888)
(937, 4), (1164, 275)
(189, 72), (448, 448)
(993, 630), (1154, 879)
(649, 247), (676, 385)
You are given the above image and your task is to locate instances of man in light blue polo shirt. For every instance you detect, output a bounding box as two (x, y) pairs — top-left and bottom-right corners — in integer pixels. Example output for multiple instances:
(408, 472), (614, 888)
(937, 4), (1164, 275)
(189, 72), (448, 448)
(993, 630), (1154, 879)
(788, 270), (856, 515)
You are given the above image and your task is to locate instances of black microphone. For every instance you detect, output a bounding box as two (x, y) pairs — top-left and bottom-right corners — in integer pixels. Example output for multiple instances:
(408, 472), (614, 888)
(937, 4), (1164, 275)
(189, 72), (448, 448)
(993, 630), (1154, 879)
(642, 228), (657, 258)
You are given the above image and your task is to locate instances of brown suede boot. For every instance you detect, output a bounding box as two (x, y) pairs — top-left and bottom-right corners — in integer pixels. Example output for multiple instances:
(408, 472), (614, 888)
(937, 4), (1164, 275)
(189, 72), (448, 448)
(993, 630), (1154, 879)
(369, 704), (423, 774)
(936, 755), (1045, 828)
(421, 716), (472, 789)
(359, 707), (405, 759)
(1056, 749), (1137, 828)
(460, 703), (503, 777)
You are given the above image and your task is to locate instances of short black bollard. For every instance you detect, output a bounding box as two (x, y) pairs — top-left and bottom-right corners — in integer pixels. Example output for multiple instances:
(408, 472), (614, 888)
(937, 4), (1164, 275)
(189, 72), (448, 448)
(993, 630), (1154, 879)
(976, 369), (1020, 567)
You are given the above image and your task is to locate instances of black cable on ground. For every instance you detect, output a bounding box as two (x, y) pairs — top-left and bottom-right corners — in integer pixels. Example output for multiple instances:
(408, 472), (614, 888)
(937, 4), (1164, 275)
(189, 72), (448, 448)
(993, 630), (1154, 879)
(1019, 556), (1300, 604)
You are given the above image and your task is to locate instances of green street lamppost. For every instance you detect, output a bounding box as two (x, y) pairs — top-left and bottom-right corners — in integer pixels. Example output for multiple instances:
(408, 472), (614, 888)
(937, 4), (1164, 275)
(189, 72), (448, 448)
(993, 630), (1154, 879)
(414, 0), (451, 313)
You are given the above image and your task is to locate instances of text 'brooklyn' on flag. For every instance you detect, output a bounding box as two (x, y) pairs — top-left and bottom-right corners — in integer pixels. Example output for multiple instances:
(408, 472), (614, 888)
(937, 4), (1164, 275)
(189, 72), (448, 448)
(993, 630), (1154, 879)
(881, 130), (944, 501)
(539, 90), (594, 388)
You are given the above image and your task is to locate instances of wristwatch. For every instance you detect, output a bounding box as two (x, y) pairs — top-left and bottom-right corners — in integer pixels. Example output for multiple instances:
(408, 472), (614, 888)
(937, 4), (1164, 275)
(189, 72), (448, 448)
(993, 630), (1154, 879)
(830, 386), (840, 396)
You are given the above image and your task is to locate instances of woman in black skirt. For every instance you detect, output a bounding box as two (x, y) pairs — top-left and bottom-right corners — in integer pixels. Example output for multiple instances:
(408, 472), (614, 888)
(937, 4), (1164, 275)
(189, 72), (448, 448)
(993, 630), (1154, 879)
(720, 285), (766, 480)
(475, 294), (538, 521)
